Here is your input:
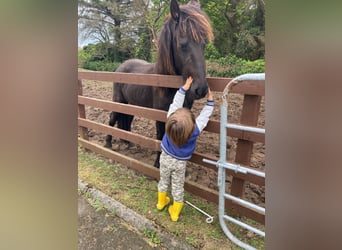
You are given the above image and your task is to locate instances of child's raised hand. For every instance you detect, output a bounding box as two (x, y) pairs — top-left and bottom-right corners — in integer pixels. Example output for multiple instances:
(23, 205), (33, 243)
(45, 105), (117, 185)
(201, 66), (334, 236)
(207, 87), (213, 101)
(183, 76), (193, 91)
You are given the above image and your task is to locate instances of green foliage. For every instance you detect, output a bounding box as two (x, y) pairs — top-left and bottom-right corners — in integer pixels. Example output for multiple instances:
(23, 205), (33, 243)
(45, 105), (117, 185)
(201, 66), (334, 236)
(241, 59), (265, 75)
(78, 48), (92, 68)
(205, 43), (221, 60)
(207, 55), (265, 78)
(143, 228), (161, 245)
(83, 60), (121, 72)
(78, 41), (133, 71)
(135, 27), (152, 61)
(78, 43), (113, 70)
(235, 29), (265, 60)
(202, 0), (265, 60)
(203, 0), (232, 56)
(117, 38), (136, 62)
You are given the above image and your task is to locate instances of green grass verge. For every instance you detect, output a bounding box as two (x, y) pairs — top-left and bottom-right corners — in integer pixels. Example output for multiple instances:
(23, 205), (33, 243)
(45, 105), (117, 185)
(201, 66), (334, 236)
(78, 147), (265, 249)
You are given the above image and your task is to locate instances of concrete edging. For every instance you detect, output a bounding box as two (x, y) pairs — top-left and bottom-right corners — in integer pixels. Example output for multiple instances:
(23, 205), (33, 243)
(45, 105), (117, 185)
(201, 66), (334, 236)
(78, 179), (195, 250)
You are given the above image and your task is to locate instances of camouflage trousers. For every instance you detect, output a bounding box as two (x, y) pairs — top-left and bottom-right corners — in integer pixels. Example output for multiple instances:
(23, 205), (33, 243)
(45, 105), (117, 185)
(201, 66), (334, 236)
(158, 150), (187, 203)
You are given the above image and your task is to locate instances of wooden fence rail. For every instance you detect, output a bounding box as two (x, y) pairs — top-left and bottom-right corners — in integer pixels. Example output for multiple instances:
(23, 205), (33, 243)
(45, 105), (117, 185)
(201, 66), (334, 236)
(78, 71), (265, 224)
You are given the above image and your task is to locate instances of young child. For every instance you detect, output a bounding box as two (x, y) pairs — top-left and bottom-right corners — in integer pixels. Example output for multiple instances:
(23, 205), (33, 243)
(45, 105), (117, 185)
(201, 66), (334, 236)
(156, 76), (214, 222)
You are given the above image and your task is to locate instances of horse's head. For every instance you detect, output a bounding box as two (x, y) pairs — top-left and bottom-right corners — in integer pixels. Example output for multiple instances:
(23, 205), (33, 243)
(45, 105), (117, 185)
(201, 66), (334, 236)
(157, 0), (214, 107)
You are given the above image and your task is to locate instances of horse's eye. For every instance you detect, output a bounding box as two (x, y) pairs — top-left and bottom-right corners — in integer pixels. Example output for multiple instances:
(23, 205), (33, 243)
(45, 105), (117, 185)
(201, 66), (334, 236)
(180, 43), (188, 50)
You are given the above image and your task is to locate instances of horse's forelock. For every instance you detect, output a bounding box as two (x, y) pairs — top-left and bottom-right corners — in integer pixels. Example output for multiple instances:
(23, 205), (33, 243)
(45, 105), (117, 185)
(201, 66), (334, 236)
(178, 5), (213, 43)
(163, 4), (213, 43)
(156, 21), (177, 75)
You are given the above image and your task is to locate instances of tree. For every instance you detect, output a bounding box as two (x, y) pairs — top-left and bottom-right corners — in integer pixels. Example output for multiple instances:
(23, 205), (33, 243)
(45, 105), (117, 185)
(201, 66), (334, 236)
(78, 0), (149, 62)
(202, 0), (265, 60)
(234, 0), (265, 59)
(78, 0), (265, 66)
(137, 0), (170, 61)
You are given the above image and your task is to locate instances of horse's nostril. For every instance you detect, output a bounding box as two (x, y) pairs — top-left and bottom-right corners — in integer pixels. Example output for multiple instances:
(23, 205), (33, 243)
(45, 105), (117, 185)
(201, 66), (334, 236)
(195, 87), (207, 98)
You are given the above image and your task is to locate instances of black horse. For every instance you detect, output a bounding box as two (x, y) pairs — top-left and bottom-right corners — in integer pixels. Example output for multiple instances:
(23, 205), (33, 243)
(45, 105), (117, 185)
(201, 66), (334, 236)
(104, 0), (213, 167)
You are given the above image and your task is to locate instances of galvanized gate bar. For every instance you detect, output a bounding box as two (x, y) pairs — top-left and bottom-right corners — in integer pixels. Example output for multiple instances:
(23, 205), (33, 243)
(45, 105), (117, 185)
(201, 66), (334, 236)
(204, 73), (265, 250)
(234, 73), (265, 81)
(226, 123), (265, 134)
(203, 159), (265, 178)
(224, 194), (265, 214)
(223, 215), (265, 237)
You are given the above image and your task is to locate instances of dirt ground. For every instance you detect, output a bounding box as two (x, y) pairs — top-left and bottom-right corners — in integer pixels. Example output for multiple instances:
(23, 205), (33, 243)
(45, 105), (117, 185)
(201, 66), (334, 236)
(81, 79), (265, 206)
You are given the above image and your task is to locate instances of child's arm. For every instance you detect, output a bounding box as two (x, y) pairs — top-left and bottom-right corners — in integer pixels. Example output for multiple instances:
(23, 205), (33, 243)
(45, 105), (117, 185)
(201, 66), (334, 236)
(196, 88), (214, 131)
(167, 77), (193, 117)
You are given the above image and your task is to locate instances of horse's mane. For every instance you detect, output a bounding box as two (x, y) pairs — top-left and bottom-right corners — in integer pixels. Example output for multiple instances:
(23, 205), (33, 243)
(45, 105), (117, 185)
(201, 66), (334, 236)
(156, 3), (214, 75)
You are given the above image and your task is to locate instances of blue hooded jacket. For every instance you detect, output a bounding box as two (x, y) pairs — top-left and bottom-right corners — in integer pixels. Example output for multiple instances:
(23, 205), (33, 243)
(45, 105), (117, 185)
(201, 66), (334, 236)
(161, 87), (214, 160)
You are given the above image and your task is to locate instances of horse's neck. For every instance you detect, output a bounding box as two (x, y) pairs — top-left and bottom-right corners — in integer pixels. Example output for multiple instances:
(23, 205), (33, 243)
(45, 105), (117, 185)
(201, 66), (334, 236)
(155, 58), (179, 75)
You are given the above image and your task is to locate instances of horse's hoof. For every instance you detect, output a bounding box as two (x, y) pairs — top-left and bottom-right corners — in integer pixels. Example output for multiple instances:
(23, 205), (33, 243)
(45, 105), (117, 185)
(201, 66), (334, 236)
(104, 142), (112, 148)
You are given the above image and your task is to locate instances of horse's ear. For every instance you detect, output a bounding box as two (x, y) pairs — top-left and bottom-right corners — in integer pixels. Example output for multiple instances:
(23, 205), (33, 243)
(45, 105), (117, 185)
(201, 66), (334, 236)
(188, 0), (201, 8)
(170, 0), (180, 23)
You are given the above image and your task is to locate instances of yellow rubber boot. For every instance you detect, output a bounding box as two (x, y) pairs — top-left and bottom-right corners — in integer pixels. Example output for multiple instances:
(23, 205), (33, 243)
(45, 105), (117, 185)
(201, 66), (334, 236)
(168, 201), (184, 222)
(156, 192), (170, 210)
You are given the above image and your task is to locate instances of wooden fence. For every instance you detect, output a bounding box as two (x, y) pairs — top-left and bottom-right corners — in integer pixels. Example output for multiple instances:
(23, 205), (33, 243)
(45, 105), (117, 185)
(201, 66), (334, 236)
(78, 71), (265, 224)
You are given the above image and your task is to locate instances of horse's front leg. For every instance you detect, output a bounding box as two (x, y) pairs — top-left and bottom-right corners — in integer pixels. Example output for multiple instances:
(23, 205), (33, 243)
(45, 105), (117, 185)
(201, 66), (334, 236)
(104, 111), (117, 148)
(154, 120), (166, 168)
(120, 114), (134, 147)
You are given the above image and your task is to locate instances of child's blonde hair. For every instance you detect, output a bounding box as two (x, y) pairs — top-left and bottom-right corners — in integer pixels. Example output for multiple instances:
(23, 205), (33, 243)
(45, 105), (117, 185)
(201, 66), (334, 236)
(166, 108), (195, 147)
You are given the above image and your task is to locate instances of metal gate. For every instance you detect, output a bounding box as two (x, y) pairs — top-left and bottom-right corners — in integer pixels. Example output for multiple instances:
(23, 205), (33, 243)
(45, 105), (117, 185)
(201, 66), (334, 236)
(204, 73), (265, 250)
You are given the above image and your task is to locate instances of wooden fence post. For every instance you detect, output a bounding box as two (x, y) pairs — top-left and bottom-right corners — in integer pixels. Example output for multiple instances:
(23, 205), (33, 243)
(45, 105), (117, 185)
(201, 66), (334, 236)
(78, 79), (89, 140)
(226, 95), (265, 221)
(228, 94), (262, 217)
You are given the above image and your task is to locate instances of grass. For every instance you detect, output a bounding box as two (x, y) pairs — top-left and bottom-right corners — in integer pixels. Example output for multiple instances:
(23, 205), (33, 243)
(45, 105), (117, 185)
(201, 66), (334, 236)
(143, 228), (161, 245)
(78, 146), (265, 249)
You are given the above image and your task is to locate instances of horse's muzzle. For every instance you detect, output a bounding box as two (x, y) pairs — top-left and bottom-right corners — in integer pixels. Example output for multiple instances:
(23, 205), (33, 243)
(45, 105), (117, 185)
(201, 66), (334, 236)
(194, 85), (208, 99)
